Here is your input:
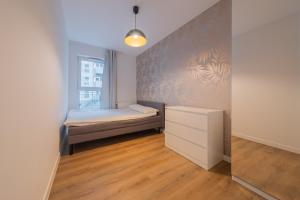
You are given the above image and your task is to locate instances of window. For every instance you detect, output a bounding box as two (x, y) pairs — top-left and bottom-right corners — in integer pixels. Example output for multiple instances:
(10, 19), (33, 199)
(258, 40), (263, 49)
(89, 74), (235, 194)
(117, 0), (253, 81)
(78, 56), (104, 110)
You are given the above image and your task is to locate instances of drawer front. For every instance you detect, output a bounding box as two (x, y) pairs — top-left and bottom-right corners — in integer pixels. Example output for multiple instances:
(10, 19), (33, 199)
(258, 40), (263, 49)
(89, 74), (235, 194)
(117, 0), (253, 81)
(165, 121), (207, 148)
(165, 134), (207, 167)
(166, 109), (208, 130)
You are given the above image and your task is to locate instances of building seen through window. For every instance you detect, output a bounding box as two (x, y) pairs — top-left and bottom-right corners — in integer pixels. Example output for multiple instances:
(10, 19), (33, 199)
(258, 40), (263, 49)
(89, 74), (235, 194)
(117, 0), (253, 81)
(79, 57), (104, 110)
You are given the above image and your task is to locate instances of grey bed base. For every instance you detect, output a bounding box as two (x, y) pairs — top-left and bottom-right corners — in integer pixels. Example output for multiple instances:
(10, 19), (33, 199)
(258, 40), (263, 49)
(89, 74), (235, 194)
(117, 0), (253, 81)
(66, 100), (165, 155)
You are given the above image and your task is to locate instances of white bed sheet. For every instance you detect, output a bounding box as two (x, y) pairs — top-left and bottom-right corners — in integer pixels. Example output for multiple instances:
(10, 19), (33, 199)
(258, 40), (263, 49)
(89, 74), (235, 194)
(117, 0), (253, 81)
(64, 108), (157, 127)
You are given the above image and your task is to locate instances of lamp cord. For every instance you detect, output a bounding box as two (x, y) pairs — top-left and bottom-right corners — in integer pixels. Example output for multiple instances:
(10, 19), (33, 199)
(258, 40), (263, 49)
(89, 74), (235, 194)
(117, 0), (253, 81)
(135, 14), (136, 29)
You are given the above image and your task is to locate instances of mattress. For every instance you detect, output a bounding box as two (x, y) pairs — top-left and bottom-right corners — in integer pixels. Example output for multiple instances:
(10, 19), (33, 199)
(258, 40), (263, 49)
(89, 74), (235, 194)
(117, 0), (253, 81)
(64, 108), (157, 127)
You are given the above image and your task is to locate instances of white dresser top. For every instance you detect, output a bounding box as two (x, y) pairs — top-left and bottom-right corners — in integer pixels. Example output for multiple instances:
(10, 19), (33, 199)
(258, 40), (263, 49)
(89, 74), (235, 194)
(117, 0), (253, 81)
(166, 106), (222, 114)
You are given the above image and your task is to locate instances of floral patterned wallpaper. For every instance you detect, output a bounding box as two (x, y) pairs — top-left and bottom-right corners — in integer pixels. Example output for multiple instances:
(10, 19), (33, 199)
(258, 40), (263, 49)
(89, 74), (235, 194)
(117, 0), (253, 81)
(137, 0), (232, 155)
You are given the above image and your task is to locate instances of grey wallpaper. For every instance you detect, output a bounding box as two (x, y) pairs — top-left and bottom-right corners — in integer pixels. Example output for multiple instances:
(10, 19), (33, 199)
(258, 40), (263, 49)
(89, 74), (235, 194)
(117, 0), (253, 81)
(137, 0), (232, 155)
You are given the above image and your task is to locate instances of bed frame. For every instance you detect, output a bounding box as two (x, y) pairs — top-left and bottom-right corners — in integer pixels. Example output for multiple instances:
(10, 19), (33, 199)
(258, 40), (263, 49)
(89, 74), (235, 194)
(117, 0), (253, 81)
(66, 100), (165, 155)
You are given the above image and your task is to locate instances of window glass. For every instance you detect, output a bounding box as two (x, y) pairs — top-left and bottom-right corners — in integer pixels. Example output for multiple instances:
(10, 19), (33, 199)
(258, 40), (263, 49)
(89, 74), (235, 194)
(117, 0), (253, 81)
(78, 57), (104, 110)
(80, 59), (104, 88)
(79, 91), (101, 110)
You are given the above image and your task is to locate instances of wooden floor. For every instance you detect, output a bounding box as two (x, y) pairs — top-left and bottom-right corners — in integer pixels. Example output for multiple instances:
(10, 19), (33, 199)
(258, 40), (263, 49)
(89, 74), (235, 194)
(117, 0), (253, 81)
(50, 132), (262, 200)
(232, 136), (300, 200)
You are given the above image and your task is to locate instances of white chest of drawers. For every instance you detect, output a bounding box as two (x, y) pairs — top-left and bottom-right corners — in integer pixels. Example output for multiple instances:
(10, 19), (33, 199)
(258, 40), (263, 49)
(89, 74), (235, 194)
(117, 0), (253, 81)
(164, 106), (223, 170)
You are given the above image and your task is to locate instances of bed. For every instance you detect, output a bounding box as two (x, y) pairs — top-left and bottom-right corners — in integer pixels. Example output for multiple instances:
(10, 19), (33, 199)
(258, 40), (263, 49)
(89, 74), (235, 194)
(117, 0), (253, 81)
(65, 101), (165, 155)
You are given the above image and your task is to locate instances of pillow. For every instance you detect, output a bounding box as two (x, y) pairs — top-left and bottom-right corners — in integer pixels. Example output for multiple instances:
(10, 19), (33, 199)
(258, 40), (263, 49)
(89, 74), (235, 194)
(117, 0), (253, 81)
(129, 104), (158, 114)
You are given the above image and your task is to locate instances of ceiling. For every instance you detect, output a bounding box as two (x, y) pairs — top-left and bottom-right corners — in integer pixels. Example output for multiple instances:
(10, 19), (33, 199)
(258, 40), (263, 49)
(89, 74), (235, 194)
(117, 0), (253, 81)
(61, 0), (219, 56)
(62, 0), (300, 56)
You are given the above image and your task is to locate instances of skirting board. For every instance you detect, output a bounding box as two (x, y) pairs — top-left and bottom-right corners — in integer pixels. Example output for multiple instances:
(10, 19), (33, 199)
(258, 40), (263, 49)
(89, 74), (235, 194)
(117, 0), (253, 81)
(42, 154), (60, 200)
(232, 176), (278, 200)
(232, 132), (300, 154)
(223, 155), (231, 163)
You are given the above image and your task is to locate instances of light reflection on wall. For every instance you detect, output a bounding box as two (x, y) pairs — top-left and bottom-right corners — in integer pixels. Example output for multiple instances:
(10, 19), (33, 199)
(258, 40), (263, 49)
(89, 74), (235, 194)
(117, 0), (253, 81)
(188, 48), (230, 84)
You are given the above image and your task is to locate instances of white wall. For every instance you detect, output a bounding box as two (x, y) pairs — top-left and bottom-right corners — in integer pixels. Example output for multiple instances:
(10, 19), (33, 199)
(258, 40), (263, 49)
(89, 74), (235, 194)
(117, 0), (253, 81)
(117, 52), (137, 108)
(68, 41), (136, 110)
(232, 12), (300, 154)
(0, 0), (68, 200)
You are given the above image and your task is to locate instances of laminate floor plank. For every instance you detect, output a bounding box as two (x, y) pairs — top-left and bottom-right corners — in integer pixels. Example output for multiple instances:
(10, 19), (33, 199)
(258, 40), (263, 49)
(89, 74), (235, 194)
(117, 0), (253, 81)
(50, 133), (262, 200)
(232, 136), (300, 200)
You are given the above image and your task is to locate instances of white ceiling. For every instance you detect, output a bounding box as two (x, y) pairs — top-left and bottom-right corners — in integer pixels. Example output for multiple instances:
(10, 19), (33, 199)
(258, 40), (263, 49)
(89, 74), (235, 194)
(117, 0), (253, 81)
(62, 0), (300, 56)
(61, 0), (219, 56)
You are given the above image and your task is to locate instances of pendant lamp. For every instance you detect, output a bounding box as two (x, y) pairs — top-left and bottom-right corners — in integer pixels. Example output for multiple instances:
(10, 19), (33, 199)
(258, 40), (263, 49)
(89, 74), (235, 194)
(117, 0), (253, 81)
(124, 6), (147, 47)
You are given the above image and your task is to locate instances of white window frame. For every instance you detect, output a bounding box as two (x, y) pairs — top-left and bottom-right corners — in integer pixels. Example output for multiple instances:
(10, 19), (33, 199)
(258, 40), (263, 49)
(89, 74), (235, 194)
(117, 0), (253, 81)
(77, 56), (104, 109)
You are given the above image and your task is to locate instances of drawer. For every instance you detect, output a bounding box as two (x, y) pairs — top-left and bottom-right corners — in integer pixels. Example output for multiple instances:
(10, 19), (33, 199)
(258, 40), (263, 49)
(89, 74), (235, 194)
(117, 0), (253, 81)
(165, 121), (207, 148)
(166, 109), (208, 130)
(165, 134), (207, 167)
